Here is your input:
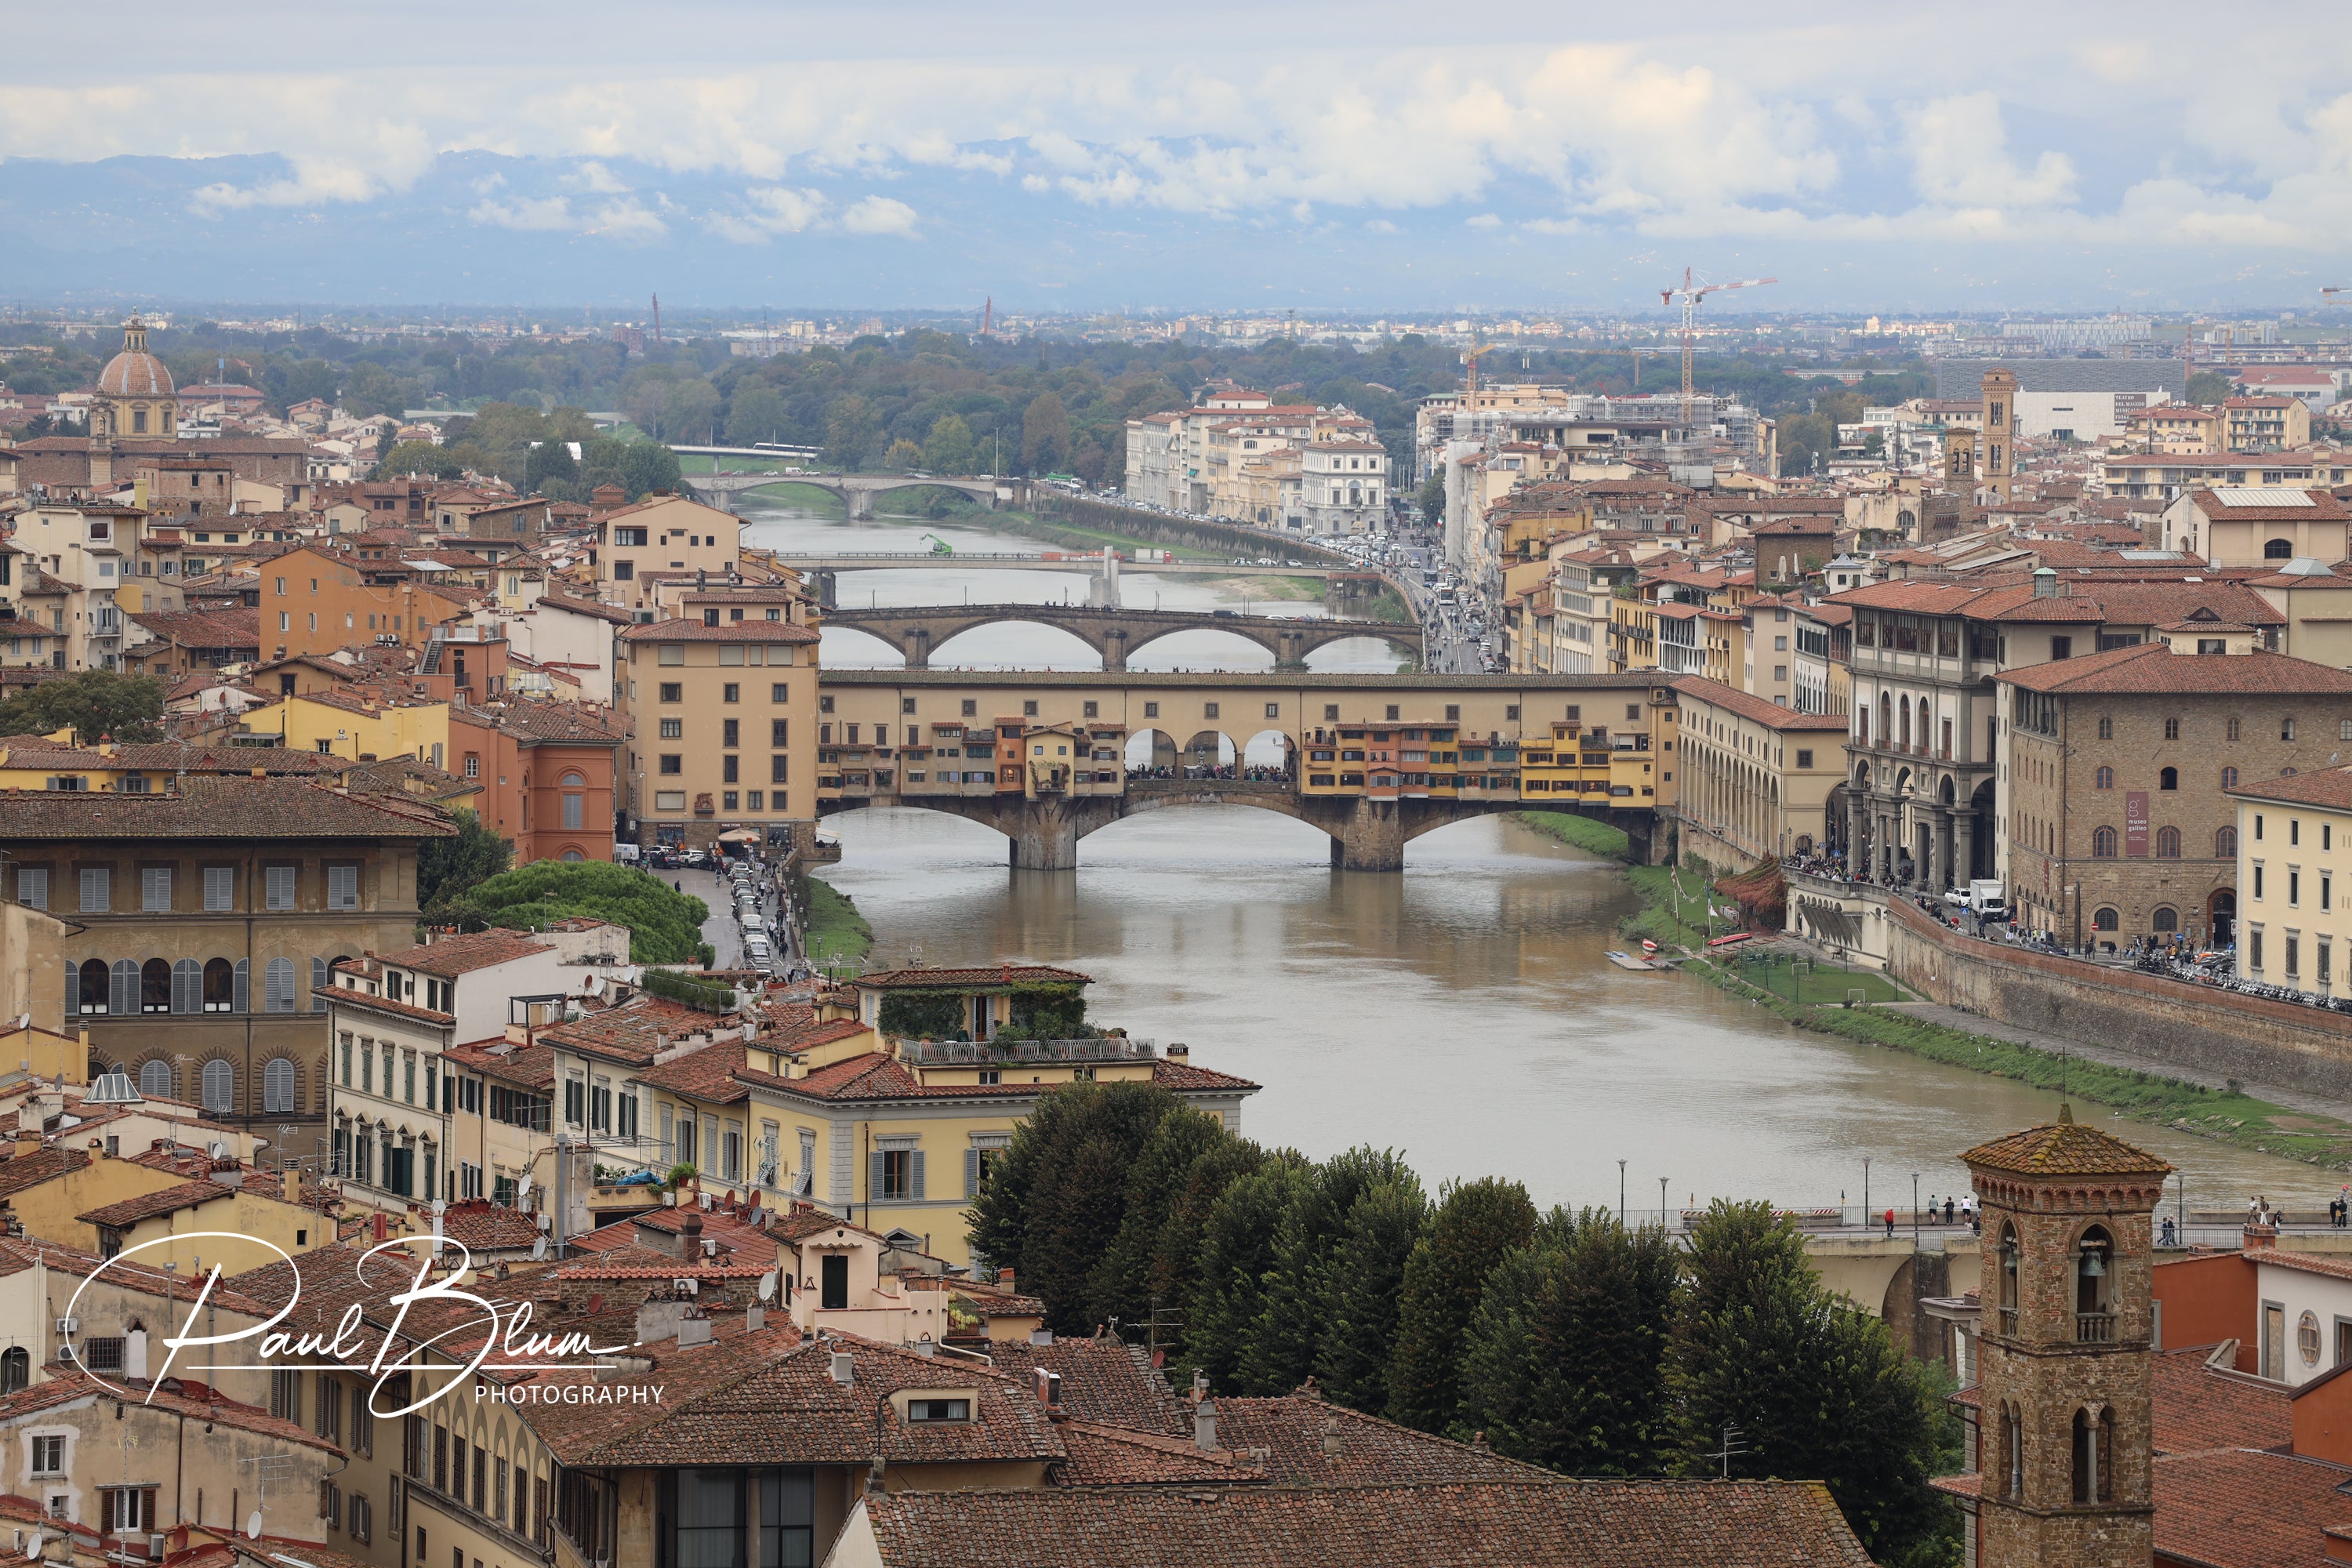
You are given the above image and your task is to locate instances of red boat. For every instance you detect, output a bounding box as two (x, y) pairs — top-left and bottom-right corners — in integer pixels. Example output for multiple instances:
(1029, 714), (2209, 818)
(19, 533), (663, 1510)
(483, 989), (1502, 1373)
(1640, 939), (1660, 956)
(1707, 931), (1754, 949)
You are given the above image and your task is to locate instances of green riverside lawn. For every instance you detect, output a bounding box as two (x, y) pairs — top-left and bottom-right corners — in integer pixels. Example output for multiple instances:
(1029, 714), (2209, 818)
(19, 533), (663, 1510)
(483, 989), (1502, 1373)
(803, 877), (874, 970)
(1624, 862), (2352, 1171)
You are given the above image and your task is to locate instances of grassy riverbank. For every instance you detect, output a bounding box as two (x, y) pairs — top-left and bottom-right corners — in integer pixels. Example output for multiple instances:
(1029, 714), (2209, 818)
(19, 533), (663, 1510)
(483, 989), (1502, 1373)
(803, 877), (874, 967)
(1512, 810), (1632, 860)
(1604, 845), (2352, 1169)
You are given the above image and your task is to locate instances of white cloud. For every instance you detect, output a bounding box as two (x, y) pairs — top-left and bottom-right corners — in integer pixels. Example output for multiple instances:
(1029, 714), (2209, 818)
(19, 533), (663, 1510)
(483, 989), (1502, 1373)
(470, 194), (577, 230)
(1907, 93), (2076, 209)
(840, 195), (919, 236)
(1364, 218), (1399, 234)
(1465, 212), (1501, 228)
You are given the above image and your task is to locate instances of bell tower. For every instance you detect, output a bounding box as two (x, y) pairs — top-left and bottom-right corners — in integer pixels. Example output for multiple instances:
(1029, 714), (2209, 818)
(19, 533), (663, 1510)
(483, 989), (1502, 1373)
(1978, 366), (2017, 503)
(1964, 1105), (2170, 1568)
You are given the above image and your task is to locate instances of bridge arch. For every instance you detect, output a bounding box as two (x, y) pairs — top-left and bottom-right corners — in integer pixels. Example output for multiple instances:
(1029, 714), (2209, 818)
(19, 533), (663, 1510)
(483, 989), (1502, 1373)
(923, 618), (1106, 671)
(816, 625), (910, 668)
(1124, 728), (1180, 774)
(1240, 728), (1295, 772)
(1180, 729), (1240, 771)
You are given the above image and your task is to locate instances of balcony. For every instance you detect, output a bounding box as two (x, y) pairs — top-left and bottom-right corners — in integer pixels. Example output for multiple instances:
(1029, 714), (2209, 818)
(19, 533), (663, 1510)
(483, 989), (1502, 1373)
(899, 1036), (1157, 1066)
(2075, 1312), (2115, 1344)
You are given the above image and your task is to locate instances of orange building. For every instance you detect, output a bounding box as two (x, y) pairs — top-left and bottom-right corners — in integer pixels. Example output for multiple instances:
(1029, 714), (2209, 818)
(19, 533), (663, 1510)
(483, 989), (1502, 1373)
(259, 544), (475, 660)
(448, 697), (624, 863)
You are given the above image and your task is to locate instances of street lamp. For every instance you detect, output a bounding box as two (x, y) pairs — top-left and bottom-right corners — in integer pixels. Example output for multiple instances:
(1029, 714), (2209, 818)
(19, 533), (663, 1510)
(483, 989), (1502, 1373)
(1618, 1160), (1628, 1225)
(1660, 1176), (1669, 1232)
(1911, 1172), (1920, 1247)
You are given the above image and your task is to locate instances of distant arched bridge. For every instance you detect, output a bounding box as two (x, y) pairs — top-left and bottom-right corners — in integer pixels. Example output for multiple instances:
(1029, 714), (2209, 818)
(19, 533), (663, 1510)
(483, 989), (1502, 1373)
(820, 604), (1423, 671)
(684, 468), (1015, 520)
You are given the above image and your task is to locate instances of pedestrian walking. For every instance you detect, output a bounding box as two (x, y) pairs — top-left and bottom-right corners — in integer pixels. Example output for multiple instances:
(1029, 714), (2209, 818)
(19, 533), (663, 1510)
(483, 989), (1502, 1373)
(2161, 1216), (2177, 1247)
(1944, 1196), (1955, 1225)
(1883, 1207), (1896, 1240)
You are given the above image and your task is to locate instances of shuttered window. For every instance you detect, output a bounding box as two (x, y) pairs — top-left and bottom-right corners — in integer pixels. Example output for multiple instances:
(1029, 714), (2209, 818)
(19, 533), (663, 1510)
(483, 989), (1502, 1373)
(327, 864), (359, 910)
(204, 866), (234, 910)
(266, 865), (296, 909)
(140, 866), (172, 912)
(79, 866), (109, 913)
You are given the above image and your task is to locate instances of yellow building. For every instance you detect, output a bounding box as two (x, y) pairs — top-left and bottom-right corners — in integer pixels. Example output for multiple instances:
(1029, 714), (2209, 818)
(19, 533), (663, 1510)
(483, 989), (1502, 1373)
(241, 685), (454, 766)
(1512, 713), (1664, 809)
(0, 1131), (328, 1276)
(2228, 766), (2352, 999)
(1669, 676), (1853, 865)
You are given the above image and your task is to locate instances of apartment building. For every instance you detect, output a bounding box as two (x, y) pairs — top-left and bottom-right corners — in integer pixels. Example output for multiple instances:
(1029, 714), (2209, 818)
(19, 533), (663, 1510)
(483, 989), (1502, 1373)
(256, 543), (475, 661)
(2224, 394), (2311, 452)
(1122, 394), (1386, 532)
(0, 503), (187, 671)
(2097, 450), (2352, 500)
(1998, 641), (2352, 948)
(328, 923), (627, 1213)
(2158, 486), (2351, 568)
(0, 777), (453, 1139)
(591, 493), (744, 608)
(2228, 765), (2352, 997)
(1669, 677), (1849, 865)
(615, 611), (820, 849)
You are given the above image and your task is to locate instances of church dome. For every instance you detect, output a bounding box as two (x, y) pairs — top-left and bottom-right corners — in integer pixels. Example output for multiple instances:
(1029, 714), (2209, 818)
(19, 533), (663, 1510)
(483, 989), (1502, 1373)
(98, 316), (174, 397)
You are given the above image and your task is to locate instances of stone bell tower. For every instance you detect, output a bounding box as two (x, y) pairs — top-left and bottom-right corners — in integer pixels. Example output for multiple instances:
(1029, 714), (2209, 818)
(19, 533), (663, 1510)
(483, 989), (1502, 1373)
(1964, 1105), (2171, 1568)
(1977, 367), (2017, 504)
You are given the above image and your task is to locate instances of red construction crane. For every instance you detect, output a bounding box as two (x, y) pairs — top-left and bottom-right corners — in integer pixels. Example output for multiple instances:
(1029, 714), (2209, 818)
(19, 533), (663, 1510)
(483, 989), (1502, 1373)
(1659, 269), (1775, 426)
(981, 296), (993, 337)
(2325, 286), (2348, 304)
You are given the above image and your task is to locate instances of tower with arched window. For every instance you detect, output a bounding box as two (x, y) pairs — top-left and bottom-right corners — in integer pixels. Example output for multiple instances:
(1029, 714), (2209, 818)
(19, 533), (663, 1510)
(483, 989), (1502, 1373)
(1962, 1107), (2172, 1567)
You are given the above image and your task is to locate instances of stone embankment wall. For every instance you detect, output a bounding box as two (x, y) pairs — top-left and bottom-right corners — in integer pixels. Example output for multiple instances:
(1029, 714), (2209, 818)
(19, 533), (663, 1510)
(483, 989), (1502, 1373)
(1885, 896), (2352, 1098)
(1034, 495), (1355, 565)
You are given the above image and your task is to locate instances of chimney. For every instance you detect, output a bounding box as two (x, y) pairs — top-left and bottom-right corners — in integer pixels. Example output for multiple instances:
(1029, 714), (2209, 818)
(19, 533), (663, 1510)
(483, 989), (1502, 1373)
(1193, 1397), (1218, 1452)
(2243, 1221), (2279, 1252)
(1322, 1415), (1342, 1456)
(829, 1351), (855, 1388)
(1034, 1367), (1062, 1408)
(680, 1209), (702, 1259)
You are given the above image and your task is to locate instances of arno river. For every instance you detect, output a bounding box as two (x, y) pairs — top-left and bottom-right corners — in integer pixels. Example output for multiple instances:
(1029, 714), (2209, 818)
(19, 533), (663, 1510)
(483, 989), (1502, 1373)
(742, 487), (2338, 1214)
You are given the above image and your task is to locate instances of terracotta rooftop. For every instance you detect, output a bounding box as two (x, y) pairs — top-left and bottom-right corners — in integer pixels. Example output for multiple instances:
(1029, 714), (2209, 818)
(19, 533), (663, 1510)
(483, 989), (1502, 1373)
(1669, 677), (1852, 731)
(1961, 1109), (2173, 1178)
(358, 928), (556, 978)
(0, 776), (454, 840)
(2227, 765), (2352, 812)
(78, 1178), (232, 1229)
(618, 618), (819, 644)
(2151, 1345), (2292, 1456)
(1214, 1385), (1556, 1487)
(1997, 644), (2352, 697)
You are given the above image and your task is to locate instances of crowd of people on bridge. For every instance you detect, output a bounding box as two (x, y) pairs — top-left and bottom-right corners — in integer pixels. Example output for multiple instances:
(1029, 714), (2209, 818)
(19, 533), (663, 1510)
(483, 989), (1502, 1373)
(1126, 764), (1294, 784)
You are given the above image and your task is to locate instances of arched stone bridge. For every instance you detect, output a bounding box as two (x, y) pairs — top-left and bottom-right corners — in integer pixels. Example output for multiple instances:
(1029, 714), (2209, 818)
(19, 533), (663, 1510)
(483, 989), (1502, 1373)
(820, 604), (1423, 671)
(686, 470), (1014, 520)
(822, 779), (1662, 872)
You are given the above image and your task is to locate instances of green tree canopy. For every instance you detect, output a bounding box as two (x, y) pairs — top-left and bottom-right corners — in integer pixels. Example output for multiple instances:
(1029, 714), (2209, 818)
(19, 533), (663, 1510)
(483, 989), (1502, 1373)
(378, 440), (462, 480)
(884, 438), (924, 471)
(416, 808), (513, 916)
(826, 394), (884, 470)
(1022, 391), (1071, 474)
(1385, 1176), (1538, 1432)
(922, 412), (978, 474)
(442, 860), (711, 964)
(726, 382), (790, 445)
(0, 670), (166, 744)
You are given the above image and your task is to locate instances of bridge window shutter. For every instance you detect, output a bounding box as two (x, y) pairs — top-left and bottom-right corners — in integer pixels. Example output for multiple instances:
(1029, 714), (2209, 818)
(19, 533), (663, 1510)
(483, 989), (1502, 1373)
(910, 1151), (925, 1202)
(869, 1152), (886, 1203)
(234, 959), (250, 1014)
(965, 1149), (980, 1198)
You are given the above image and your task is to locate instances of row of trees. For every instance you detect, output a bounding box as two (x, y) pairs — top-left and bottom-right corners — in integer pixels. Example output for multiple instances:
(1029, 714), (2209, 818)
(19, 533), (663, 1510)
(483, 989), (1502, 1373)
(376, 401), (681, 502)
(0, 670), (167, 745)
(968, 1083), (1955, 1567)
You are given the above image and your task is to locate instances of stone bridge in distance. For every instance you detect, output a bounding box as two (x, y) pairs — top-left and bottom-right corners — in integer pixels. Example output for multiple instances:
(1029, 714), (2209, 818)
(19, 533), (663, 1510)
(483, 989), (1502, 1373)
(686, 468), (1014, 520)
(813, 669), (1676, 871)
(820, 604), (1423, 671)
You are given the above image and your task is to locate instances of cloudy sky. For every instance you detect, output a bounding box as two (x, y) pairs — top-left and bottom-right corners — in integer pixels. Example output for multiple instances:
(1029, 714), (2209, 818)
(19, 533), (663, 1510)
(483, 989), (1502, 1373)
(4, 2), (2347, 314)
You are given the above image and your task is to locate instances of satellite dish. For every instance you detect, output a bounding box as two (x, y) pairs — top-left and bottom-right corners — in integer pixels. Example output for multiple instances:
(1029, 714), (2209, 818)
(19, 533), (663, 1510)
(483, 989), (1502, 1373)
(245, 1511), (263, 1541)
(532, 1236), (549, 1261)
(26, 1530), (43, 1561)
(757, 1271), (778, 1303)
(516, 1173), (533, 1201)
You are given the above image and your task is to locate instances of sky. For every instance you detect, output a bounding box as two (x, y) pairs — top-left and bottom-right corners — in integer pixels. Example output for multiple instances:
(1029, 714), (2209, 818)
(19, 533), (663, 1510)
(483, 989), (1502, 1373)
(3, 2), (2350, 315)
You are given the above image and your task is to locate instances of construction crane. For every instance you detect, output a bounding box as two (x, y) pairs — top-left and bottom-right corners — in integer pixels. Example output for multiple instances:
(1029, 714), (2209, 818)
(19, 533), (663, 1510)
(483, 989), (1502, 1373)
(2325, 287), (2348, 306)
(1591, 346), (1657, 392)
(1659, 269), (1776, 426)
(980, 296), (993, 338)
(1461, 340), (1502, 402)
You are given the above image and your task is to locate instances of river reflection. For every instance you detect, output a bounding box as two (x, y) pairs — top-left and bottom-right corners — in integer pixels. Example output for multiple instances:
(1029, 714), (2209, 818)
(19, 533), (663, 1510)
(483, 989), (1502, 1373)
(737, 489), (2338, 1211)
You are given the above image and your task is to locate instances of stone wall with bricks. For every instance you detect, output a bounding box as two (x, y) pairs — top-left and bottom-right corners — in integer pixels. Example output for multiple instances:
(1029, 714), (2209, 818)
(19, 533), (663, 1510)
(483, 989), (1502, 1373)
(1886, 897), (2352, 1097)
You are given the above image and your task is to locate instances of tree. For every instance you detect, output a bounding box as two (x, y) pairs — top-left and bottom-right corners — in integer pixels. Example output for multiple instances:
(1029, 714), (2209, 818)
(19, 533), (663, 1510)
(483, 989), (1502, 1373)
(1312, 1171), (1428, 1411)
(826, 394), (884, 470)
(2187, 369), (2233, 405)
(379, 440), (461, 480)
(964, 1081), (1177, 1334)
(1244, 1147), (1417, 1397)
(1668, 1202), (1947, 1565)
(922, 412), (978, 475)
(1457, 1209), (1677, 1472)
(1086, 1106), (1240, 1333)
(725, 382), (789, 446)
(1184, 1160), (1308, 1394)
(1385, 1176), (1537, 1432)
(617, 441), (682, 499)
(663, 379), (721, 445)
(416, 808), (512, 917)
(1417, 470), (1446, 527)
(525, 438), (579, 492)
(445, 861), (711, 964)
(883, 438), (924, 472)
(0, 670), (166, 744)
(1021, 391), (1071, 474)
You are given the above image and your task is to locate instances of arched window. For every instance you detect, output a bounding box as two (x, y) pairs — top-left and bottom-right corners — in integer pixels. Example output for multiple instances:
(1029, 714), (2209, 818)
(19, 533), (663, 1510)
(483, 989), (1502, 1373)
(2156, 826), (2182, 859)
(2077, 1225), (2114, 1330)
(2218, 826), (2240, 858)
(140, 958), (172, 1014)
(201, 1059), (234, 1113)
(2222, 766), (2239, 789)
(561, 848), (585, 862)
(139, 1060), (174, 1100)
(561, 771), (586, 832)
(2092, 826), (2118, 858)
(78, 958), (111, 1014)
(263, 956), (296, 1014)
(2073, 1406), (2115, 1503)
(2153, 906), (2180, 932)
(2094, 766), (2113, 789)
(110, 959), (138, 1017)
(312, 957), (331, 1013)
(1998, 1223), (2020, 1334)
(2093, 906), (2121, 931)
(0, 1347), (27, 1395)
(1899, 699), (1911, 750)
(202, 957), (236, 1013)
(263, 1058), (296, 1115)
(2003, 1403), (2024, 1499)
(2159, 766), (2179, 791)
(2267, 538), (2295, 560)
(172, 958), (201, 1014)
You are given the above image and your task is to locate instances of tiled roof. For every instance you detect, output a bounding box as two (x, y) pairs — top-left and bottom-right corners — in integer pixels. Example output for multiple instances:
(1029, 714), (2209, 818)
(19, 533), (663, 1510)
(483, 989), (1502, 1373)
(857, 964), (1094, 990)
(125, 608), (263, 648)
(78, 1178), (231, 1229)
(358, 928), (555, 978)
(619, 618), (819, 644)
(0, 776), (454, 840)
(1961, 1110), (2172, 1177)
(477, 696), (624, 745)
(2151, 1345), (2291, 1455)
(0, 1232), (272, 1316)
(0, 1365), (341, 1455)
(1055, 1420), (1265, 1485)
(0, 739), (346, 776)
(739, 1053), (1258, 1104)
(521, 1330), (1065, 1469)
(989, 1336), (1190, 1438)
(437, 1200), (547, 1251)
(0, 1145), (89, 1198)
(635, 1042), (752, 1103)
(2227, 765), (2352, 812)
(2151, 1446), (2352, 1568)
(1213, 1387), (1556, 1486)
(1669, 677), (1851, 731)
(537, 995), (742, 1069)
(855, 1479), (1875, 1567)
(1996, 645), (2352, 696)
(442, 1036), (555, 1087)
(536, 594), (637, 624)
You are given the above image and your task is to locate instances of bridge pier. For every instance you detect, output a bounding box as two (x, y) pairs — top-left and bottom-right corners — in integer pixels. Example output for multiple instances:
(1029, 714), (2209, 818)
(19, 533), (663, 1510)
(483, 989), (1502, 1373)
(1327, 797), (1406, 873)
(847, 489), (874, 522)
(1102, 631), (1130, 673)
(1004, 798), (1088, 871)
(906, 630), (931, 670)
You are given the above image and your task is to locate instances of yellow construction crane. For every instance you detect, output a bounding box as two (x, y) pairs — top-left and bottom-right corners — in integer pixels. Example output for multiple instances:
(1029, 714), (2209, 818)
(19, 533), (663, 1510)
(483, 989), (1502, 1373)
(1659, 269), (1775, 426)
(1461, 339), (1502, 402)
